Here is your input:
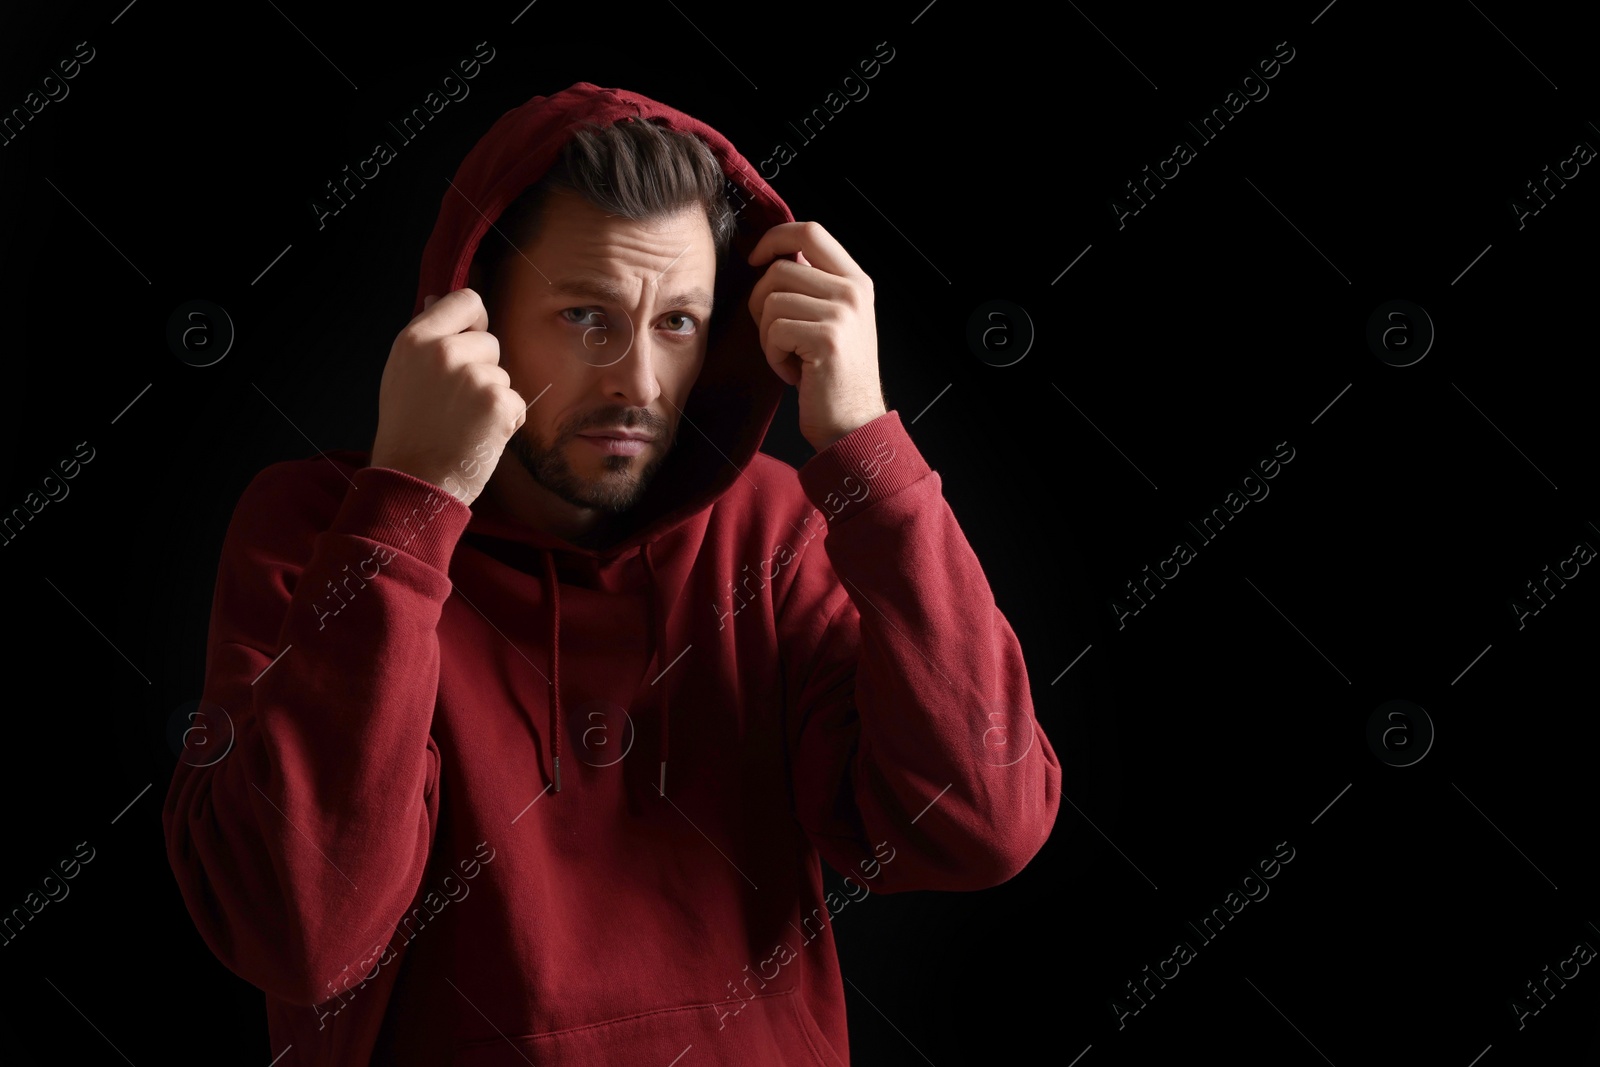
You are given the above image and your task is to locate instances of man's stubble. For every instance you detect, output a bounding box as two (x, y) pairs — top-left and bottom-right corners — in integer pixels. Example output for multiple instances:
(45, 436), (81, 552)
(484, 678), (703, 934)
(505, 408), (674, 513)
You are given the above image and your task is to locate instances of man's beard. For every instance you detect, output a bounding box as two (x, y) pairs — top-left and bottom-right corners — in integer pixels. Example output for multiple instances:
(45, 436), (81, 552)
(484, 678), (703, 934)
(506, 406), (673, 513)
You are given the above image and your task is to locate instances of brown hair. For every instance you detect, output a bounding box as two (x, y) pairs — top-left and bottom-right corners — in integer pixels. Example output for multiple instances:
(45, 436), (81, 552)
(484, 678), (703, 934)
(473, 117), (737, 302)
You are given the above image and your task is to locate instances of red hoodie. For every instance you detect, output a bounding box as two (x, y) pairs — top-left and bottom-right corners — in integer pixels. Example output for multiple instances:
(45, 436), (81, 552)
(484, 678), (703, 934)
(163, 81), (1060, 1066)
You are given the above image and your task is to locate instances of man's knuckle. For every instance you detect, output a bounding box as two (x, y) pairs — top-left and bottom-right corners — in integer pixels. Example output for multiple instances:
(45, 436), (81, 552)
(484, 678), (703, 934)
(466, 361), (500, 385)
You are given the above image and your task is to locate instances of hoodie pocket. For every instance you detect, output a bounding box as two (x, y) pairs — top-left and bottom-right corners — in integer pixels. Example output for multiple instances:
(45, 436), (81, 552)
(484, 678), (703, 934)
(447, 987), (847, 1067)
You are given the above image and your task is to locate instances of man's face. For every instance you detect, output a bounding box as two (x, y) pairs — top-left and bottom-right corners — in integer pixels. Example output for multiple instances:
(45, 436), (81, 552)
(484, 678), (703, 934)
(483, 187), (717, 515)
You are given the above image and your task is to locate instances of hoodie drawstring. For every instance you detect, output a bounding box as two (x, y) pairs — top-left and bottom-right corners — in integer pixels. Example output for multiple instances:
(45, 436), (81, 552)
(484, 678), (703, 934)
(540, 542), (671, 798)
(640, 542), (670, 798)
(543, 549), (562, 793)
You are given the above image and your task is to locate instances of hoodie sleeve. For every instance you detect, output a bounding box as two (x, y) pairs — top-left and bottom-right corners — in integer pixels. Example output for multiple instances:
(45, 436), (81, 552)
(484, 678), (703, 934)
(162, 461), (472, 1006)
(779, 411), (1061, 892)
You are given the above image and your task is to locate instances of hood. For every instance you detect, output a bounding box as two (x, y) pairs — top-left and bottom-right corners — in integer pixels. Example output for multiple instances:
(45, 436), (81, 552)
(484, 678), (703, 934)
(416, 81), (793, 550)
(410, 82), (793, 796)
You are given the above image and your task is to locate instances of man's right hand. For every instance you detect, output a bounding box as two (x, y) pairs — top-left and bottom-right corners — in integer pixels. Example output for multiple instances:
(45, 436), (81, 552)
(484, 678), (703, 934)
(369, 288), (527, 506)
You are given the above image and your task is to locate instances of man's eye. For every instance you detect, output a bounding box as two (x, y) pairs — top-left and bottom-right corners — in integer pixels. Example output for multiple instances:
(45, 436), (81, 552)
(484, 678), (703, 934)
(561, 307), (606, 326)
(663, 313), (697, 333)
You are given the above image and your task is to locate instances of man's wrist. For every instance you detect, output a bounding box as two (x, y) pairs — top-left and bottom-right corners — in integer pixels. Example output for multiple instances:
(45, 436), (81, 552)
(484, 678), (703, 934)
(368, 458), (478, 505)
(807, 406), (890, 453)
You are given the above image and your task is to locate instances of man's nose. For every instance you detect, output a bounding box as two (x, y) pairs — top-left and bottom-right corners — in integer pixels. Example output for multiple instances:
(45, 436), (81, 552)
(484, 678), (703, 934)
(598, 315), (661, 409)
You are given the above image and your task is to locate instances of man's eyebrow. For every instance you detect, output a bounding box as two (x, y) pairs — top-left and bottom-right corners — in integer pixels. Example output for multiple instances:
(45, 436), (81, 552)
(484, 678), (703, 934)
(547, 276), (713, 311)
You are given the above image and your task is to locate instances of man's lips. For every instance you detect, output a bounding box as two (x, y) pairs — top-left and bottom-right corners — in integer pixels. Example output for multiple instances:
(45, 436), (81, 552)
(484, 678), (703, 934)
(574, 428), (655, 456)
(577, 428), (656, 441)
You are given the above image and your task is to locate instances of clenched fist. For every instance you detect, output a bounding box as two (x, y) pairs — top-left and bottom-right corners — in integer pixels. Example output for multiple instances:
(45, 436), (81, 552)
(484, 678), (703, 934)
(747, 221), (887, 453)
(369, 287), (526, 506)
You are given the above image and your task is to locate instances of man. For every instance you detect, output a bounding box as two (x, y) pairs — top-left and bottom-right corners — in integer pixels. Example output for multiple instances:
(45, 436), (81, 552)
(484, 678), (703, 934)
(164, 81), (1059, 1066)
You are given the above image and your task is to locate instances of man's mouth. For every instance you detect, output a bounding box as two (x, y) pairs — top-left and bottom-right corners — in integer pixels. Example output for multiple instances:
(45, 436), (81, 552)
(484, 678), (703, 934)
(579, 427), (656, 441)
(575, 429), (654, 457)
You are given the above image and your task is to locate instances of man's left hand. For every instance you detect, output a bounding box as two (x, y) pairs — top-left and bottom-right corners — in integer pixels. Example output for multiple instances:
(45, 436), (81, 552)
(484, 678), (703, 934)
(748, 221), (887, 453)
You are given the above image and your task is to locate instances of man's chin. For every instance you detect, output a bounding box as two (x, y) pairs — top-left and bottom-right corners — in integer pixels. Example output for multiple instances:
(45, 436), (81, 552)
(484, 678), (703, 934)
(555, 445), (657, 512)
(571, 477), (646, 513)
(506, 431), (669, 516)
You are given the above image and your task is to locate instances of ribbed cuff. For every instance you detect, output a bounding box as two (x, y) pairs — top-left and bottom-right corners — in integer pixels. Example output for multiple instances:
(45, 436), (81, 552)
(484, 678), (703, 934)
(326, 466), (475, 573)
(797, 412), (930, 525)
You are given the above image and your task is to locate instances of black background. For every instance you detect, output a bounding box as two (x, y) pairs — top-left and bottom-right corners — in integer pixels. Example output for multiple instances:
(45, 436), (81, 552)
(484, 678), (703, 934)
(2, 1), (1597, 1064)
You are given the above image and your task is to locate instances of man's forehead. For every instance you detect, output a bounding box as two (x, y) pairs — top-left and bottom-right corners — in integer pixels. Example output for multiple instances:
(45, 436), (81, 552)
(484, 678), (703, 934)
(503, 191), (720, 306)
(545, 274), (714, 312)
